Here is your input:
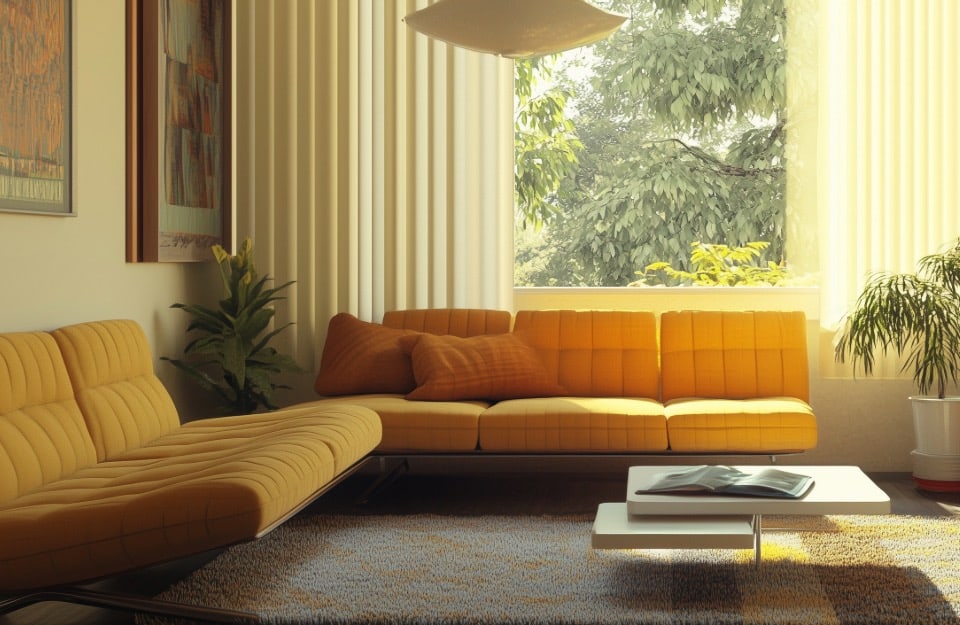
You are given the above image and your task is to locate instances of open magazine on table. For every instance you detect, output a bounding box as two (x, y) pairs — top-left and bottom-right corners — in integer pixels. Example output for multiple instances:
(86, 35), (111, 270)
(635, 465), (815, 499)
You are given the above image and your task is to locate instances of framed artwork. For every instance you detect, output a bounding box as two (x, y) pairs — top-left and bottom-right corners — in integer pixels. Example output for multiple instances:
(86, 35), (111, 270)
(0, 0), (73, 216)
(126, 0), (231, 262)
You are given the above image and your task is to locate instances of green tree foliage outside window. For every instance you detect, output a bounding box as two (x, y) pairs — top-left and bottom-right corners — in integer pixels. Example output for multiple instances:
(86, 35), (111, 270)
(515, 56), (583, 230)
(515, 0), (789, 287)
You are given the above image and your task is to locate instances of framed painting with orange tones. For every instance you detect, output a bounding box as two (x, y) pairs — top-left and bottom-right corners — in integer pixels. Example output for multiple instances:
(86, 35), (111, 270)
(0, 0), (73, 216)
(126, 0), (231, 262)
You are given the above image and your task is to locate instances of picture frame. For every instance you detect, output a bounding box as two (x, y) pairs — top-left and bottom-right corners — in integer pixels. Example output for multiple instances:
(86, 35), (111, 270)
(0, 0), (73, 216)
(126, 0), (231, 262)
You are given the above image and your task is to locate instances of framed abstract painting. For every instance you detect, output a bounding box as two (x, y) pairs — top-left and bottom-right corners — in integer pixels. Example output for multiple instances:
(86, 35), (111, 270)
(127, 0), (231, 262)
(0, 0), (73, 216)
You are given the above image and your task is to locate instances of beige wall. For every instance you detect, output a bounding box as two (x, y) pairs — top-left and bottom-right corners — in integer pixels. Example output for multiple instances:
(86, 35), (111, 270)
(0, 1), (220, 416)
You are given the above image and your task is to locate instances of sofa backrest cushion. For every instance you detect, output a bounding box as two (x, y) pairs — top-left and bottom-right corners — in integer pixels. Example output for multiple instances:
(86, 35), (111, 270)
(512, 310), (660, 398)
(52, 320), (181, 461)
(382, 308), (512, 336)
(660, 310), (810, 402)
(0, 331), (98, 503)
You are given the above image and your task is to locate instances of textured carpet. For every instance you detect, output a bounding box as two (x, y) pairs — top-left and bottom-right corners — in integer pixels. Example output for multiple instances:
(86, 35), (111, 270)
(143, 513), (960, 624)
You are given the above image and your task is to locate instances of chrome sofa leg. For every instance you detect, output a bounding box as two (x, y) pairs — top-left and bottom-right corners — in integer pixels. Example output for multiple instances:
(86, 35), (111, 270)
(0, 587), (260, 624)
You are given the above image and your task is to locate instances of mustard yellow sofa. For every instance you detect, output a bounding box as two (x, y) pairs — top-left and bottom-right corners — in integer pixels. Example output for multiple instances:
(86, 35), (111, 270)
(306, 308), (818, 458)
(0, 319), (381, 623)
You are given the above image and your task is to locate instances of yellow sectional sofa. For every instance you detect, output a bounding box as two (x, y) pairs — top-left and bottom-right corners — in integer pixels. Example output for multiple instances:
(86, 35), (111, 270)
(0, 319), (381, 622)
(308, 308), (818, 458)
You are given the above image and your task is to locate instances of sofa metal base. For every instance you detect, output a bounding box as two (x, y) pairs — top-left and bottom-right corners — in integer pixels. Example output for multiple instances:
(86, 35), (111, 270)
(0, 587), (260, 623)
(356, 452), (793, 501)
(356, 456), (411, 504)
(371, 451), (790, 468)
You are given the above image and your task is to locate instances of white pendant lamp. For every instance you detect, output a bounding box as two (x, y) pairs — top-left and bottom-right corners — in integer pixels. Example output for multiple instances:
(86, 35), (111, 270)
(404, 0), (628, 59)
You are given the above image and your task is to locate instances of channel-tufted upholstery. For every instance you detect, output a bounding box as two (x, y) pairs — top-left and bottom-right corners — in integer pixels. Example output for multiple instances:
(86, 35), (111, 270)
(480, 310), (666, 452)
(311, 308), (817, 456)
(305, 308), (514, 453)
(0, 320), (381, 592)
(52, 320), (181, 461)
(660, 311), (817, 453)
(660, 310), (810, 402)
(303, 394), (487, 452)
(512, 309), (660, 398)
(0, 331), (98, 504)
(382, 307), (512, 336)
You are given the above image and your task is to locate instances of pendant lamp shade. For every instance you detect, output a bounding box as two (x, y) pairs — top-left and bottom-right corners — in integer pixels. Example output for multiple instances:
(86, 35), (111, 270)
(404, 0), (627, 59)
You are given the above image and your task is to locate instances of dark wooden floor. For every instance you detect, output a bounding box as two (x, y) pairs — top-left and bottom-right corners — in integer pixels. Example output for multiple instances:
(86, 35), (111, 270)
(4, 470), (959, 625)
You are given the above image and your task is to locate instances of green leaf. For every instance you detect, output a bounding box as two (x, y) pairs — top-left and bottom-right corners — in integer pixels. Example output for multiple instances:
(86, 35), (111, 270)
(165, 238), (304, 414)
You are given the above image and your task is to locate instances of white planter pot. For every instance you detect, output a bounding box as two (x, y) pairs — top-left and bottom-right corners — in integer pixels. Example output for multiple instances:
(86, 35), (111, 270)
(911, 397), (960, 491)
(911, 396), (960, 456)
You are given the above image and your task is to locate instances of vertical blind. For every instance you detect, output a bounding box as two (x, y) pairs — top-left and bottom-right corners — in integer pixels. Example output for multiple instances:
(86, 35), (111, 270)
(818, 0), (960, 328)
(234, 0), (515, 374)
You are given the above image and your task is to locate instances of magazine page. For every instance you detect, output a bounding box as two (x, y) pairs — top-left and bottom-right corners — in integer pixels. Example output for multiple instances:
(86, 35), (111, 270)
(637, 465), (814, 498)
(720, 469), (814, 498)
(640, 465), (747, 492)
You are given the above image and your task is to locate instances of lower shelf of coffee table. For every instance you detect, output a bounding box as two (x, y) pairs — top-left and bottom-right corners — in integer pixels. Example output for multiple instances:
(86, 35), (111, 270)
(591, 502), (757, 550)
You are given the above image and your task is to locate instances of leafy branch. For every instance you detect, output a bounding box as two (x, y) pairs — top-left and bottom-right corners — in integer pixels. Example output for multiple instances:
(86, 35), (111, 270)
(644, 128), (785, 178)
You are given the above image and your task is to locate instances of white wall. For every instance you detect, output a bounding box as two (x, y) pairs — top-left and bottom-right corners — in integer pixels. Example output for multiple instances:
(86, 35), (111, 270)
(0, 1), (221, 417)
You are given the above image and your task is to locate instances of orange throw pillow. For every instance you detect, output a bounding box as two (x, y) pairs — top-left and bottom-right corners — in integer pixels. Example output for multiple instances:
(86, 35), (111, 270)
(314, 313), (419, 395)
(399, 333), (565, 401)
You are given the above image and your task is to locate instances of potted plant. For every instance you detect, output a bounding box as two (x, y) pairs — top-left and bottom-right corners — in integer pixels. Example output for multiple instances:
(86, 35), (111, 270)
(164, 237), (304, 415)
(834, 237), (960, 490)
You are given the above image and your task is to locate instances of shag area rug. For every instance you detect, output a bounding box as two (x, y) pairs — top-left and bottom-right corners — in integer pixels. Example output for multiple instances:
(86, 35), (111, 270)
(143, 513), (960, 625)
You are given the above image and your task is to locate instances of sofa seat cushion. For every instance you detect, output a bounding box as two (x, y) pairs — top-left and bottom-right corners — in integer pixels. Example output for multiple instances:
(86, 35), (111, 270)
(300, 395), (486, 452)
(0, 404), (381, 591)
(664, 397), (817, 453)
(479, 397), (668, 452)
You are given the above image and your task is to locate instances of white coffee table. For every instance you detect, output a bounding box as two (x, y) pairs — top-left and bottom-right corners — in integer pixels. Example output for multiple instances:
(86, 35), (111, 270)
(592, 465), (891, 565)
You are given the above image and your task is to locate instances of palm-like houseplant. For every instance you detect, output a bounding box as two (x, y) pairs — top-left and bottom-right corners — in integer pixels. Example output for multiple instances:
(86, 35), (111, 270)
(834, 238), (960, 489)
(164, 238), (304, 415)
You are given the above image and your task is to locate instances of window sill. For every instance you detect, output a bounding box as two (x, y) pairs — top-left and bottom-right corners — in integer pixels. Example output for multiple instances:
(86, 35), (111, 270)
(513, 286), (820, 320)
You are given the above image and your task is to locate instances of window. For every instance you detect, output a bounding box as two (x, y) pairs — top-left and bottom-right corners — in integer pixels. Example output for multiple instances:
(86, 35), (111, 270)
(514, 0), (808, 288)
